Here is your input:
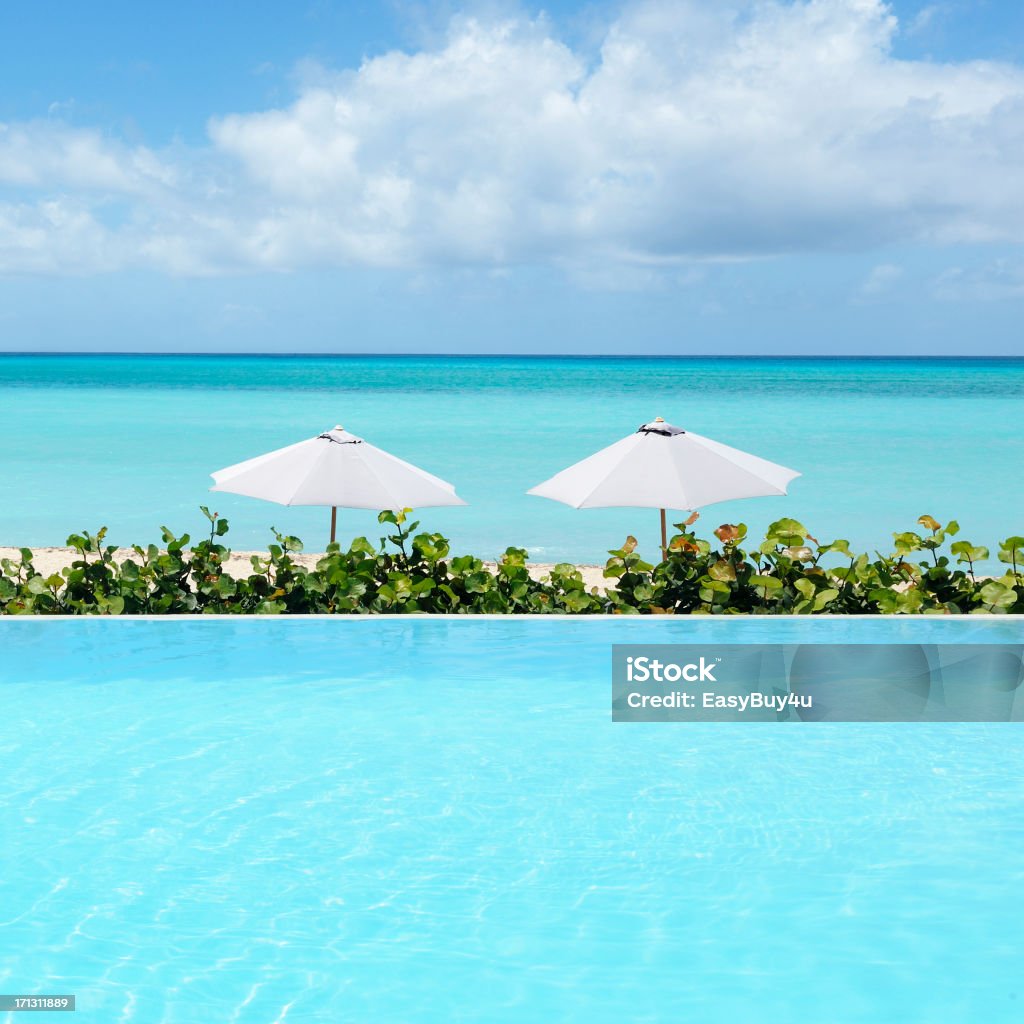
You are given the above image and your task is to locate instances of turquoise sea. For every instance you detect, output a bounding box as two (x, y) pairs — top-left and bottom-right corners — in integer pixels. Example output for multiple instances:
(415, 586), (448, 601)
(3, 617), (1024, 1023)
(1, 355), (1022, 563)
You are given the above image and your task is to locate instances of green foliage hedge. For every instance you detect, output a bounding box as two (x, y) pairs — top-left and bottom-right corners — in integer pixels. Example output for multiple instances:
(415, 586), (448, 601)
(2, 507), (1022, 615)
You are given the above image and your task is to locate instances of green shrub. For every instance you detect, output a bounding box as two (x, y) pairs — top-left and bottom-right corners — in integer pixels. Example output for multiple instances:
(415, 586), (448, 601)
(1, 509), (1020, 615)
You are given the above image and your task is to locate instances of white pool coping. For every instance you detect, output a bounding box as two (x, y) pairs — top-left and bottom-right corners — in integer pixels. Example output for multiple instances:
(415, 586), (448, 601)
(0, 614), (1020, 622)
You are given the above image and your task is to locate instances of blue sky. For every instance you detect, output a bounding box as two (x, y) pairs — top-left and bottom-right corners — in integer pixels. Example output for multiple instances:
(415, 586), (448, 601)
(1, 0), (1022, 354)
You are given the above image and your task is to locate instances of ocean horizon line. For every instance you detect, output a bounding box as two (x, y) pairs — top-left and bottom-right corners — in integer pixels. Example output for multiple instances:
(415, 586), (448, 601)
(2, 351), (1023, 362)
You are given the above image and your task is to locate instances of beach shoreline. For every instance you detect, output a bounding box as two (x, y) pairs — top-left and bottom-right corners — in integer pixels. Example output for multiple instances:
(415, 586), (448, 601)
(1, 547), (612, 593)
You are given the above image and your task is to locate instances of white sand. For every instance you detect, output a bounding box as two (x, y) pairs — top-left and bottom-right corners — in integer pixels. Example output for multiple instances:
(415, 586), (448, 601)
(1, 547), (612, 593)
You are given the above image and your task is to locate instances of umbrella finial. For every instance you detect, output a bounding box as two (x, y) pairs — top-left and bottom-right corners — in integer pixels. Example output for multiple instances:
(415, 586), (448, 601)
(654, 416), (664, 423)
(334, 424), (344, 431)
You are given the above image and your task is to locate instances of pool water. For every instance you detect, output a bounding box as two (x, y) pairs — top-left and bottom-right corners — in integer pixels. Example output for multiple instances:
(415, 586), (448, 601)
(2, 618), (1023, 1023)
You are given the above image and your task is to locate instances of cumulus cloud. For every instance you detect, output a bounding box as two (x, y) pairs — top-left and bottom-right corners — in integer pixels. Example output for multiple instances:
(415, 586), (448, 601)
(0, 121), (174, 193)
(2, 0), (1024, 276)
(0, 199), (117, 274)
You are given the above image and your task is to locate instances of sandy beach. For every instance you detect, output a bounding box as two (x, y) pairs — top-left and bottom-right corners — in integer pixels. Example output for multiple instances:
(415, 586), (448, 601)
(1, 547), (612, 593)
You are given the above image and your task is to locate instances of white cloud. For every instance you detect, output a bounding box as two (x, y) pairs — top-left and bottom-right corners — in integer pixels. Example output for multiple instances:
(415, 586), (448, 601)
(858, 262), (904, 298)
(0, 121), (174, 193)
(0, 199), (119, 274)
(906, 4), (940, 36)
(2, 0), (1024, 277)
(931, 260), (1024, 301)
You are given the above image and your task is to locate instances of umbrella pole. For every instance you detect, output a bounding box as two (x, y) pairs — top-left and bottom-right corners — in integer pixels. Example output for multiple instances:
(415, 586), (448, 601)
(660, 508), (667, 560)
(330, 506), (337, 546)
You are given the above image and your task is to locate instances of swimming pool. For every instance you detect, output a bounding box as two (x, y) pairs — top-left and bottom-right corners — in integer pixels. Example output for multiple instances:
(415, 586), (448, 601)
(2, 618), (1023, 1022)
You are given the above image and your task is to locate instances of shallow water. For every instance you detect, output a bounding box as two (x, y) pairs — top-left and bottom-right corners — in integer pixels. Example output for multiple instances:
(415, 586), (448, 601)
(1, 354), (1022, 563)
(2, 617), (1023, 1022)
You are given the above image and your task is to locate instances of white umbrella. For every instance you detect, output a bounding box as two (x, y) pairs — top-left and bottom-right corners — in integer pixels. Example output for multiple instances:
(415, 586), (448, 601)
(527, 417), (800, 555)
(211, 425), (467, 544)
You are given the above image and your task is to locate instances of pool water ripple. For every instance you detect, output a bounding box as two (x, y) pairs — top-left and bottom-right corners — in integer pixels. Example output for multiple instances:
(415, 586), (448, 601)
(1, 618), (1023, 1022)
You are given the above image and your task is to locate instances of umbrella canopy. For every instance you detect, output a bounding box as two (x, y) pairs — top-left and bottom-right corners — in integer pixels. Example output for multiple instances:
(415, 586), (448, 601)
(527, 417), (799, 553)
(211, 425), (466, 542)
